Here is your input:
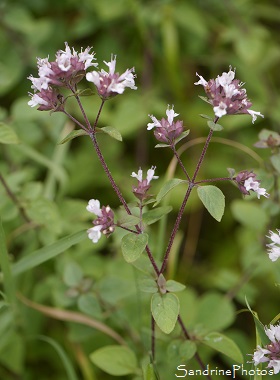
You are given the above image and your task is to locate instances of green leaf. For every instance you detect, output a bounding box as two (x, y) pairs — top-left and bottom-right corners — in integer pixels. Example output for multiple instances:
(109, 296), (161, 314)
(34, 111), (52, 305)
(155, 143), (170, 148)
(63, 262), (83, 287)
(207, 120), (224, 131)
(174, 130), (190, 145)
(142, 361), (160, 380)
(139, 279), (158, 293)
(118, 214), (140, 228)
(77, 294), (102, 319)
(202, 332), (243, 363)
(199, 114), (213, 120)
(231, 200), (268, 231)
(245, 297), (270, 346)
(90, 345), (138, 376)
(151, 293), (179, 334)
(154, 179), (187, 206)
(195, 292), (235, 331)
(12, 230), (86, 276)
(270, 153), (280, 173)
(99, 126), (122, 141)
(179, 340), (197, 361)
(121, 233), (148, 263)
(58, 129), (88, 144)
(166, 280), (186, 293)
(197, 185), (225, 222)
(0, 123), (20, 144)
(36, 335), (79, 380)
(142, 206), (172, 225)
(198, 95), (211, 104)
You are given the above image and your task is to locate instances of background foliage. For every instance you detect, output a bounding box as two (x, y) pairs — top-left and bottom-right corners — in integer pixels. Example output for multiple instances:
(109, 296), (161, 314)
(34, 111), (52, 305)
(1, 0), (280, 379)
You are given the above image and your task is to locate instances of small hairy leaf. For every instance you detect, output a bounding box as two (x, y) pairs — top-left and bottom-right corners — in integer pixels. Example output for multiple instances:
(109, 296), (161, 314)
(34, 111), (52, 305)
(100, 126), (122, 141)
(121, 233), (148, 263)
(151, 293), (179, 334)
(142, 206), (172, 225)
(197, 185), (225, 222)
(202, 332), (243, 363)
(90, 345), (138, 376)
(58, 129), (88, 144)
(154, 179), (187, 206)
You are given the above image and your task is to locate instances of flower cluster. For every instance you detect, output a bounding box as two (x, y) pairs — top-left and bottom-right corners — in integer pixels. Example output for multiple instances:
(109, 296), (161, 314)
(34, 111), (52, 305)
(195, 67), (264, 123)
(86, 199), (115, 243)
(235, 170), (269, 199)
(147, 105), (184, 145)
(131, 166), (158, 200)
(86, 54), (137, 99)
(251, 324), (280, 374)
(28, 42), (97, 110)
(266, 230), (280, 262)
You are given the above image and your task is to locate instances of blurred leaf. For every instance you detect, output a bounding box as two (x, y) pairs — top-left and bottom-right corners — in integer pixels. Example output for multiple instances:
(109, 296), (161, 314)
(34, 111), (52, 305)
(202, 332), (243, 363)
(245, 297), (270, 346)
(0, 123), (20, 144)
(154, 179), (187, 206)
(151, 293), (179, 334)
(166, 280), (186, 293)
(26, 197), (62, 233)
(174, 130), (190, 145)
(179, 340), (197, 361)
(121, 233), (148, 263)
(77, 294), (102, 319)
(143, 206), (172, 225)
(63, 262), (83, 287)
(58, 129), (88, 144)
(195, 293), (235, 331)
(197, 185), (225, 222)
(142, 361), (159, 380)
(90, 345), (138, 376)
(118, 214), (140, 228)
(207, 120), (223, 131)
(99, 126), (122, 142)
(139, 279), (158, 293)
(231, 200), (268, 231)
(12, 231), (87, 276)
(270, 153), (280, 173)
(0, 331), (24, 373)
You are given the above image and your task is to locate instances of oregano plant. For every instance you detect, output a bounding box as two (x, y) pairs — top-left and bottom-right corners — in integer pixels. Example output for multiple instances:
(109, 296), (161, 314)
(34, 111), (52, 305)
(1, 42), (277, 379)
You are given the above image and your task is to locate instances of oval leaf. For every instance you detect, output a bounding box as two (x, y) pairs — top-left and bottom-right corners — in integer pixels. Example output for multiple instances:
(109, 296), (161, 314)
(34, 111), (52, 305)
(155, 179), (187, 206)
(151, 293), (179, 334)
(58, 129), (88, 144)
(166, 280), (186, 293)
(197, 185), (225, 222)
(0, 123), (20, 144)
(100, 126), (122, 141)
(174, 130), (190, 146)
(207, 120), (223, 131)
(90, 345), (138, 376)
(202, 332), (243, 363)
(142, 206), (172, 225)
(121, 233), (148, 263)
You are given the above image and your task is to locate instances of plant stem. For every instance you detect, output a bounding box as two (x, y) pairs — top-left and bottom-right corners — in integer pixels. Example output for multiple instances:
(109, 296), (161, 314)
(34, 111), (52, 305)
(171, 145), (191, 181)
(160, 122), (218, 275)
(0, 173), (30, 223)
(194, 176), (233, 185)
(151, 315), (155, 360)
(178, 316), (212, 380)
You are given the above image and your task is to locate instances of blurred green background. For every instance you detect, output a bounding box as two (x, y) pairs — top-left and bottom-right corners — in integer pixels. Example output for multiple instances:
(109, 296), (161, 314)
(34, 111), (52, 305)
(1, 0), (280, 379)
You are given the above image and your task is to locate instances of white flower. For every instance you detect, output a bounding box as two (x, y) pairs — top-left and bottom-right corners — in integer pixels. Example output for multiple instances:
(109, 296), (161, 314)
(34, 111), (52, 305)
(166, 105), (179, 125)
(87, 225), (102, 243)
(267, 245), (280, 262)
(268, 360), (280, 374)
(147, 115), (161, 130)
(194, 73), (208, 86)
(247, 109), (264, 124)
(267, 229), (280, 245)
(252, 346), (270, 365)
(213, 101), (227, 117)
(131, 166), (158, 183)
(86, 199), (102, 216)
(27, 93), (48, 108)
(131, 168), (143, 182)
(244, 177), (269, 199)
(146, 166), (159, 183)
(265, 324), (280, 343)
(78, 46), (97, 70)
(215, 67), (235, 87)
